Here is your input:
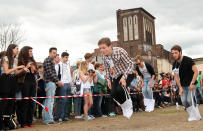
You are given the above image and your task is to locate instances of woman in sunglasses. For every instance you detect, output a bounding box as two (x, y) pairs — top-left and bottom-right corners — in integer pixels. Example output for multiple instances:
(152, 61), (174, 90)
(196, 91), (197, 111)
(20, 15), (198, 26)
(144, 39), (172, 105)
(135, 55), (155, 112)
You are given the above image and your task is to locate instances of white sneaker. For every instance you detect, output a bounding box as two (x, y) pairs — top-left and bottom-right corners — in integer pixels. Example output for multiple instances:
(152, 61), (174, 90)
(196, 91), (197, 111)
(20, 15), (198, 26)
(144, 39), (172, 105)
(75, 116), (83, 119)
(176, 105), (180, 110)
(157, 106), (163, 109)
(100, 115), (107, 118)
(83, 116), (94, 121)
(58, 118), (63, 123)
(89, 115), (95, 119)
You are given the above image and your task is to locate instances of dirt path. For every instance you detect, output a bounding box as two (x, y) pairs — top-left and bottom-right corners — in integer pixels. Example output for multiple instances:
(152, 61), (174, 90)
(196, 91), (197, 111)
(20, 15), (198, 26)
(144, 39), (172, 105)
(17, 105), (203, 131)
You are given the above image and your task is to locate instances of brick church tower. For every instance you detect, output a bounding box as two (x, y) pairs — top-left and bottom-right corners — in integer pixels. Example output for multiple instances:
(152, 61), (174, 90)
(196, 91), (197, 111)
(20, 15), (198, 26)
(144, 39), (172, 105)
(93, 8), (173, 74)
(116, 8), (156, 59)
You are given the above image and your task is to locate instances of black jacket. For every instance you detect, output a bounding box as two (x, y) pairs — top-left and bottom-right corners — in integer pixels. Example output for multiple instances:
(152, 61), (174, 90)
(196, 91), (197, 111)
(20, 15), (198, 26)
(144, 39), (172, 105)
(136, 62), (155, 79)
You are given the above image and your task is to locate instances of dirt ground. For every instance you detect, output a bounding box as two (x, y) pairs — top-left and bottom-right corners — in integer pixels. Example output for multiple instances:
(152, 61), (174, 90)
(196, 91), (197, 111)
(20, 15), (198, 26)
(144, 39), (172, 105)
(16, 105), (203, 131)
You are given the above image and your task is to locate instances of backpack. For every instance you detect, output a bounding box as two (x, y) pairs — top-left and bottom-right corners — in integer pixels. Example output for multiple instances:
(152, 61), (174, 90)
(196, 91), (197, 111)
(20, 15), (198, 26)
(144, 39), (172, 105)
(3, 115), (18, 130)
(74, 70), (81, 92)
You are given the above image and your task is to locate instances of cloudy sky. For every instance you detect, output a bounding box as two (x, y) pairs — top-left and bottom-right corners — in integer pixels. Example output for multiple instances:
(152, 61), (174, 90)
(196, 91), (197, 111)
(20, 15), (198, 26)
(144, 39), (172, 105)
(0, 0), (202, 65)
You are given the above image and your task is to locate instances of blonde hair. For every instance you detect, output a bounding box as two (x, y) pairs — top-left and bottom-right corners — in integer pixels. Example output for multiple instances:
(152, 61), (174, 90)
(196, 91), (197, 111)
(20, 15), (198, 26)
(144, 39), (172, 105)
(134, 55), (143, 62)
(76, 61), (81, 68)
(79, 61), (87, 74)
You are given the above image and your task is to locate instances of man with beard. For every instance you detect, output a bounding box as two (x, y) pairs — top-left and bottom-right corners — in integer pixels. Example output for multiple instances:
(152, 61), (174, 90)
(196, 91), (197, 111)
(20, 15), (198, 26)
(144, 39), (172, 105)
(171, 45), (201, 121)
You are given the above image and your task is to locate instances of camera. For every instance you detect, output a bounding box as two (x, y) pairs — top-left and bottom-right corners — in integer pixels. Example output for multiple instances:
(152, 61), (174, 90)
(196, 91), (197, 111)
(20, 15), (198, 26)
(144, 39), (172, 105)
(88, 69), (95, 73)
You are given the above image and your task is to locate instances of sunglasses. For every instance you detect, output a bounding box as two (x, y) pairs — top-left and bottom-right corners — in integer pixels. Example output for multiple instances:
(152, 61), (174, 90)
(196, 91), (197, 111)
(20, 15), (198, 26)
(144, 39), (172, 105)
(136, 63), (141, 66)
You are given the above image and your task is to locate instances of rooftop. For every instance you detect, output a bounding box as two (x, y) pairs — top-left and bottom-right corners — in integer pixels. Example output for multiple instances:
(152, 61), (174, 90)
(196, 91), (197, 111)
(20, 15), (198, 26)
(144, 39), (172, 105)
(117, 7), (156, 19)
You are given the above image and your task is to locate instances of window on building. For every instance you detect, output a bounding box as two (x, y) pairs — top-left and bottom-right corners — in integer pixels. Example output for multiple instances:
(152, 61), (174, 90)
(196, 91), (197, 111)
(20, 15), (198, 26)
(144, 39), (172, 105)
(123, 17), (128, 42)
(146, 31), (152, 45)
(128, 16), (133, 41)
(133, 15), (139, 40)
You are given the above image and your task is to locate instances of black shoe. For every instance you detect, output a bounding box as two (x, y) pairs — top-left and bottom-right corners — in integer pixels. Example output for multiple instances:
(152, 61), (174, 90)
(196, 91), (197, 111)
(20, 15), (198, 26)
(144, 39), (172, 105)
(46, 121), (60, 125)
(54, 117), (58, 121)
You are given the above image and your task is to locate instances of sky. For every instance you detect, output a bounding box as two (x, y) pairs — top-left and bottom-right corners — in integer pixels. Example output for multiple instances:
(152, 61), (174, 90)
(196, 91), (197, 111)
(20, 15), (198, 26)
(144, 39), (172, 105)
(0, 0), (202, 65)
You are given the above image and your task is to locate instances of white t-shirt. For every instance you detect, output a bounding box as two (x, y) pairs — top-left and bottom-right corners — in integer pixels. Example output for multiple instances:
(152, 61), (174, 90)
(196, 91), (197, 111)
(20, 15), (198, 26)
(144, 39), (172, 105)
(1, 56), (17, 74)
(55, 63), (60, 76)
(139, 62), (151, 78)
(80, 75), (91, 95)
(60, 61), (72, 84)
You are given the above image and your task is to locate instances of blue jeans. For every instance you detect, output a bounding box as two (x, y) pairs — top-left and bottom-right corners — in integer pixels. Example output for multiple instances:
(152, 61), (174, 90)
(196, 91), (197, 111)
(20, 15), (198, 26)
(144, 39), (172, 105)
(130, 78), (138, 88)
(56, 83), (70, 120)
(43, 82), (56, 124)
(93, 96), (103, 117)
(142, 77), (153, 99)
(15, 91), (22, 101)
(196, 87), (203, 104)
(181, 86), (197, 108)
(64, 83), (71, 117)
(74, 97), (82, 115)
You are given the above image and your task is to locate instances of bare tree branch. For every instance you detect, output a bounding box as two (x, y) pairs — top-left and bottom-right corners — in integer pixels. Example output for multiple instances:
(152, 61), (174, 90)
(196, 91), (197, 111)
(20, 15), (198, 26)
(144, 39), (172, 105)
(0, 24), (25, 51)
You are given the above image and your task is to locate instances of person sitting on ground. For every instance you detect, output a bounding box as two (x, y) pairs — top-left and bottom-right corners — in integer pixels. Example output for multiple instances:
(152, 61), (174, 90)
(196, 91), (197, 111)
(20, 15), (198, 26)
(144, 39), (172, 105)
(153, 83), (163, 108)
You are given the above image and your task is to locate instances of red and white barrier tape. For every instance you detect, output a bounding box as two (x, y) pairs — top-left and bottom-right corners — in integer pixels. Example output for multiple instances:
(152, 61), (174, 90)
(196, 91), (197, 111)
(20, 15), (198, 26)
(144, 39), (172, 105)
(31, 98), (49, 112)
(0, 92), (140, 101)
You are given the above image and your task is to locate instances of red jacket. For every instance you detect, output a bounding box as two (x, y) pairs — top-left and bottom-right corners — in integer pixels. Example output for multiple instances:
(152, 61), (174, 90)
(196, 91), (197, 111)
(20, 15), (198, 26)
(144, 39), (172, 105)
(162, 80), (171, 88)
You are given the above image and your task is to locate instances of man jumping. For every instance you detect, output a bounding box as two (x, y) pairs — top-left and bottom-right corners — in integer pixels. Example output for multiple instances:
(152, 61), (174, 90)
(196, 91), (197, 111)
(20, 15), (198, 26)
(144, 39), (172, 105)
(98, 37), (134, 119)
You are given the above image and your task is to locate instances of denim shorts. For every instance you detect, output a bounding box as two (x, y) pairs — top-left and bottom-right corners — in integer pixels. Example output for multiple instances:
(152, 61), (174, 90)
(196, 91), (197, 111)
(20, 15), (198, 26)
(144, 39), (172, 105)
(83, 88), (91, 92)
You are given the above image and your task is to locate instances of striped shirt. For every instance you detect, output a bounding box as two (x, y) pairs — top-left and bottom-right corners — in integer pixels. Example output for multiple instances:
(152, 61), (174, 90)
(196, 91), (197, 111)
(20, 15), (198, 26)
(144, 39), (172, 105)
(102, 47), (134, 80)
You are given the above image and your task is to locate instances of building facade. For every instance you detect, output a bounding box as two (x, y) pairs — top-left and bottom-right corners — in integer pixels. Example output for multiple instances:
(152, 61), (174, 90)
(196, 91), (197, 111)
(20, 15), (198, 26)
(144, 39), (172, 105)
(194, 58), (203, 73)
(93, 8), (173, 75)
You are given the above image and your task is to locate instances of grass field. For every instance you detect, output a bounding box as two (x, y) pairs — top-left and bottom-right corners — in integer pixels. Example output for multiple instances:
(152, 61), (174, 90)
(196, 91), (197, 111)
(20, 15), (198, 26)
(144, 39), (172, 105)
(17, 105), (203, 131)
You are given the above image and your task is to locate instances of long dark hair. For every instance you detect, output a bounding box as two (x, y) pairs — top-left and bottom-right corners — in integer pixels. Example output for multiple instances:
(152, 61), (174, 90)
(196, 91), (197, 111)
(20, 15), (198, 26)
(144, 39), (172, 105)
(18, 46), (36, 67)
(6, 44), (18, 69)
(0, 51), (6, 66)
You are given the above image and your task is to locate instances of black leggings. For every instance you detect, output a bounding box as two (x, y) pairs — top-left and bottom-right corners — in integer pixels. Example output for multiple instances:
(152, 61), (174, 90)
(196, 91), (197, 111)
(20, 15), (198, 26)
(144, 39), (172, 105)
(111, 74), (134, 104)
(16, 75), (36, 126)
(0, 75), (17, 115)
(0, 74), (17, 129)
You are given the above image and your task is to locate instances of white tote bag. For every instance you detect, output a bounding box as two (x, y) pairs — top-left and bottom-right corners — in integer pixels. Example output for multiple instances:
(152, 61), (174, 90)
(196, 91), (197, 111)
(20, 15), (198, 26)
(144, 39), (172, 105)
(187, 91), (201, 121)
(113, 85), (133, 119)
(148, 99), (155, 112)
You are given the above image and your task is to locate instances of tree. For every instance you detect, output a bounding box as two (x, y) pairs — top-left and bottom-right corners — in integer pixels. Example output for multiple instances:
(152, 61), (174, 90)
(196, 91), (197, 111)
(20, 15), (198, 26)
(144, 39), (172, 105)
(0, 24), (25, 51)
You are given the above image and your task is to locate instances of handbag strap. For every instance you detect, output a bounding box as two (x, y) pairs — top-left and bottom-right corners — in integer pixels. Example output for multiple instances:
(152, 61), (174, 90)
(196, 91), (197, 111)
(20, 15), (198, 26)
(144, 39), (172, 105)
(122, 85), (130, 100)
(190, 90), (196, 106)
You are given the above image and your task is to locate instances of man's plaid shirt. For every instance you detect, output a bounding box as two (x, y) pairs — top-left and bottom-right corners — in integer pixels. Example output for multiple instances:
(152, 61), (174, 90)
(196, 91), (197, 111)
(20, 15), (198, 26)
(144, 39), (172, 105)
(43, 56), (59, 83)
(102, 47), (134, 80)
